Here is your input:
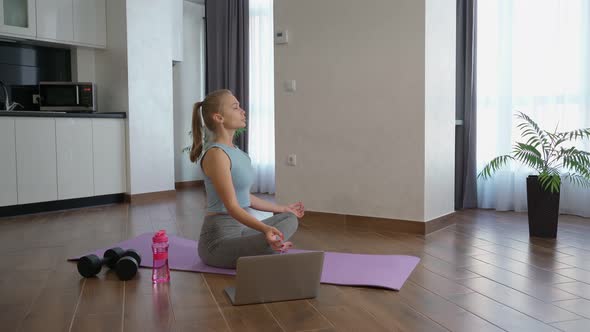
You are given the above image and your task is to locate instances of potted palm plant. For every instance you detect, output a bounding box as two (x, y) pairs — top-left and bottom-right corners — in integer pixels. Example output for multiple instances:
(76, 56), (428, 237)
(478, 112), (590, 238)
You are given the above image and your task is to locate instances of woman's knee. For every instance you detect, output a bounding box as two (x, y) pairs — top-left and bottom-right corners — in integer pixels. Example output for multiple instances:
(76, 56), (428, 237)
(277, 211), (298, 222)
(280, 212), (299, 237)
(197, 242), (214, 266)
(288, 211), (299, 226)
(198, 247), (237, 269)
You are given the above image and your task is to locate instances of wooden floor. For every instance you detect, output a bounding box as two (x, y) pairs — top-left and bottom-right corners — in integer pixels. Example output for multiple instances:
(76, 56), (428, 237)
(2, 188), (590, 332)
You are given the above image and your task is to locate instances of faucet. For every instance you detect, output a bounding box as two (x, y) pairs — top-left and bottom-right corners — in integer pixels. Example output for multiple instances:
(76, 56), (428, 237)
(0, 80), (22, 111)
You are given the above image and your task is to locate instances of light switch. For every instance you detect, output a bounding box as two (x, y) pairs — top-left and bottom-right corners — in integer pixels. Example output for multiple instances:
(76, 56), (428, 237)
(275, 30), (288, 44)
(284, 80), (296, 92)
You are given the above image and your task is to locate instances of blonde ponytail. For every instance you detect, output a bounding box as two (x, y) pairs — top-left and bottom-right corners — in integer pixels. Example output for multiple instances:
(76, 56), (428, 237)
(189, 101), (204, 163)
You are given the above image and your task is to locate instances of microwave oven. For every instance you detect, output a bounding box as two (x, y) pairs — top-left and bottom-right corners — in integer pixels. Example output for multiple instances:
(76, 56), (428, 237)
(38, 82), (96, 112)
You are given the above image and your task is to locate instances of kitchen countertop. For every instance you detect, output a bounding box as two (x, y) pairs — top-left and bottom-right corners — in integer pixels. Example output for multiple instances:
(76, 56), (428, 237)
(0, 111), (127, 119)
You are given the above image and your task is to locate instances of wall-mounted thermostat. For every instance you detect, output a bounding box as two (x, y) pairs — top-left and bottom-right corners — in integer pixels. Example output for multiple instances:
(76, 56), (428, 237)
(275, 30), (288, 44)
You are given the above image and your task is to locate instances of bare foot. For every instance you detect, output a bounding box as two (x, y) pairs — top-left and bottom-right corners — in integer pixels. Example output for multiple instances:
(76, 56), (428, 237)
(280, 241), (293, 253)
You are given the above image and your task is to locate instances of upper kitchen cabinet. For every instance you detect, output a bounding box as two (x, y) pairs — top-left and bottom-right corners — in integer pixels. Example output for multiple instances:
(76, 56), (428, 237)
(36, 0), (74, 43)
(1, 0), (106, 48)
(172, 0), (183, 62)
(0, 0), (36, 38)
(73, 0), (106, 48)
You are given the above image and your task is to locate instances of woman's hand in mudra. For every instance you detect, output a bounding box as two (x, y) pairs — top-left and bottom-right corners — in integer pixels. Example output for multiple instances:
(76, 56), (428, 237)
(283, 202), (305, 218)
(265, 226), (284, 251)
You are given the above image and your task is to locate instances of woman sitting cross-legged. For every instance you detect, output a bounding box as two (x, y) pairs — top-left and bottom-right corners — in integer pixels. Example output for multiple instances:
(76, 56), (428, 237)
(189, 89), (305, 269)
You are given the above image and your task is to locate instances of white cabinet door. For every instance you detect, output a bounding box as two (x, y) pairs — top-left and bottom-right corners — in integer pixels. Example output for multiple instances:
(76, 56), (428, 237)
(56, 118), (94, 200)
(73, 0), (106, 47)
(36, 0), (74, 42)
(0, 0), (36, 37)
(172, 0), (183, 62)
(15, 118), (58, 204)
(0, 118), (17, 207)
(92, 119), (126, 195)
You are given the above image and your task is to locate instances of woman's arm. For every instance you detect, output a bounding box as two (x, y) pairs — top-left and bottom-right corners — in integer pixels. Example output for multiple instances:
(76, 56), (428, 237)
(249, 194), (286, 214)
(250, 194), (305, 218)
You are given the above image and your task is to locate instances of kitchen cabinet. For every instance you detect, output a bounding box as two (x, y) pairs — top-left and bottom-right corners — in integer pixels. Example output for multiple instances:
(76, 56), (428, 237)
(73, 0), (106, 48)
(56, 118), (94, 200)
(15, 118), (58, 204)
(0, 115), (127, 209)
(1, 0), (107, 48)
(0, 0), (36, 38)
(92, 118), (126, 195)
(36, 0), (74, 42)
(0, 118), (17, 206)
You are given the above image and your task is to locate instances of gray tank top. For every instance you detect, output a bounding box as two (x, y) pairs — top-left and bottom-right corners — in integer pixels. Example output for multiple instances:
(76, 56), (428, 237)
(201, 143), (254, 213)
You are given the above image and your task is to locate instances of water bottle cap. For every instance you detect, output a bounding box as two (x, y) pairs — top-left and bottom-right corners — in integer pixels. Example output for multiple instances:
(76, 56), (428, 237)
(153, 230), (168, 243)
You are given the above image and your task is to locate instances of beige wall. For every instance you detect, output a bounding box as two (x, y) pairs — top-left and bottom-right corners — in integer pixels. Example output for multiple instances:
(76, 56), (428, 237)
(274, 0), (455, 222)
(74, 0), (177, 195)
(73, 0), (128, 114)
(94, 0), (129, 114)
(424, 0), (456, 221)
(126, 0), (175, 195)
(71, 48), (96, 83)
(173, 1), (206, 183)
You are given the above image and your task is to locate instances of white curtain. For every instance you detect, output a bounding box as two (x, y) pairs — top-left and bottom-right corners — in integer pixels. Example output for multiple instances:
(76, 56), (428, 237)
(248, 0), (275, 193)
(476, 0), (590, 217)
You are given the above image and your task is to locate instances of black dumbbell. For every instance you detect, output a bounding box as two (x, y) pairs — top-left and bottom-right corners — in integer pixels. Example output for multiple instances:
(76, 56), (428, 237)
(115, 249), (142, 281)
(77, 247), (126, 278)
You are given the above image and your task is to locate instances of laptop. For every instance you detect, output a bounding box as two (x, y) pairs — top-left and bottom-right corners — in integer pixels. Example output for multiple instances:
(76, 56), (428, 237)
(224, 251), (325, 306)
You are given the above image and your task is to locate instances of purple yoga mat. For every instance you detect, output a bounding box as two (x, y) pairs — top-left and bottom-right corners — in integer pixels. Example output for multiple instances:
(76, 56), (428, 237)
(68, 233), (420, 290)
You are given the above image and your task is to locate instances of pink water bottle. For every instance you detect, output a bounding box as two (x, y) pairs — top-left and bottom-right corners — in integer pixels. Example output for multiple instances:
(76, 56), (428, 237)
(152, 230), (170, 283)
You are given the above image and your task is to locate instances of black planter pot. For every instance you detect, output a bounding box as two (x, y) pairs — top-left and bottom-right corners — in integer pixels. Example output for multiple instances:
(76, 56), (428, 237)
(526, 175), (560, 238)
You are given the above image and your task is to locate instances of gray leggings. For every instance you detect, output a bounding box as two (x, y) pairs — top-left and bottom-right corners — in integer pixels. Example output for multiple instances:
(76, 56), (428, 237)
(197, 212), (299, 269)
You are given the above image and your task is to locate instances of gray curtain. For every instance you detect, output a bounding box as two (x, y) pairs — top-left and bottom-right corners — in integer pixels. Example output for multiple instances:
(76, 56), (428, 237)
(205, 0), (249, 152)
(455, 0), (478, 209)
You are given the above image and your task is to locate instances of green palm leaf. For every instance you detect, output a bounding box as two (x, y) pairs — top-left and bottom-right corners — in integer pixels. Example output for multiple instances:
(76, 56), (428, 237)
(539, 168), (561, 193)
(563, 173), (590, 188)
(516, 112), (551, 158)
(560, 147), (590, 175)
(478, 155), (514, 179)
(512, 142), (545, 172)
(525, 136), (543, 149)
(558, 128), (590, 141)
(564, 147), (590, 161)
(563, 158), (590, 178)
(546, 131), (568, 148)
